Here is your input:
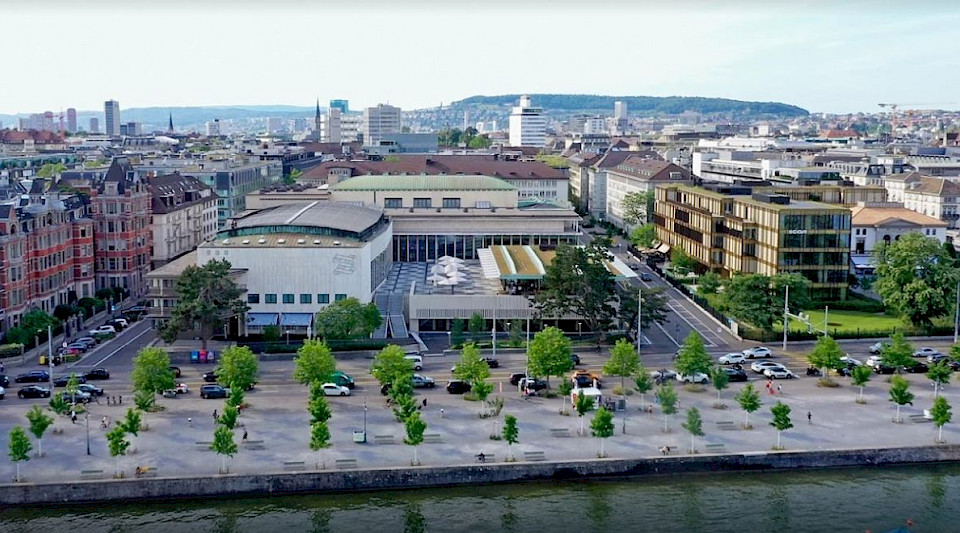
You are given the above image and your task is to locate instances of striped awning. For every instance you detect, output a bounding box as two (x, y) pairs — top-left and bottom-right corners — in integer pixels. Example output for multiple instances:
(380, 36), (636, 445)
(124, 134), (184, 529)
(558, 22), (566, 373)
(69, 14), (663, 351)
(246, 313), (279, 326)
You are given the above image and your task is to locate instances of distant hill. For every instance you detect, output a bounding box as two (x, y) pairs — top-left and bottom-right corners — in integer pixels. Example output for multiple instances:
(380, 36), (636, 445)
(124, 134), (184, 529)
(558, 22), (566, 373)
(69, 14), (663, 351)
(450, 94), (808, 117)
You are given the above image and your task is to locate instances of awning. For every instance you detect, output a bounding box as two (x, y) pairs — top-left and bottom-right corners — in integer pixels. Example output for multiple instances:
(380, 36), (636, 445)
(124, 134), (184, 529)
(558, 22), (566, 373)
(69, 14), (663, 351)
(850, 255), (876, 269)
(656, 243), (671, 254)
(280, 313), (314, 327)
(246, 313), (279, 326)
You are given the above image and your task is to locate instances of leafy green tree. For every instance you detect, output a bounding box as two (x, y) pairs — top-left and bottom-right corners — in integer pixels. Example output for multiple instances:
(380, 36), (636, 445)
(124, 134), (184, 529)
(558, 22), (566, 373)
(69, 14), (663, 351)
(468, 312), (486, 340)
(882, 333), (915, 373)
(308, 383), (332, 424)
(131, 347), (175, 396)
(928, 362), (952, 398)
(950, 342), (960, 365)
(722, 273), (811, 330)
(262, 325), (281, 342)
(389, 378), (415, 405)
(526, 326), (573, 386)
(472, 381), (494, 406)
(211, 425), (238, 474)
(850, 365), (873, 403)
(616, 285), (669, 334)
(404, 411), (426, 465)
(502, 414), (519, 461)
(590, 407), (615, 458)
(134, 390), (156, 411)
(874, 233), (959, 328)
(18, 310), (60, 343)
(603, 339), (640, 393)
(310, 420), (331, 469)
(675, 332), (711, 378)
(315, 297), (382, 340)
(159, 259), (248, 350)
(888, 375), (914, 423)
(65, 373), (80, 398)
(106, 425), (130, 478)
(392, 393), (418, 423)
(36, 162), (67, 178)
(219, 405), (239, 430)
(574, 391), (594, 436)
(683, 407), (704, 453)
(629, 224), (657, 248)
(710, 366), (730, 405)
(25, 406), (53, 458)
(697, 272), (722, 295)
(454, 343), (490, 385)
(655, 383), (678, 432)
(217, 345), (259, 392)
(450, 319), (466, 347)
(121, 408), (142, 438)
(621, 192), (649, 226)
(293, 340), (336, 386)
(807, 335), (844, 380)
(48, 393), (69, 415)
(670, 248), (698, 276)
(633, 369), (653, 411)
(769, 401), (793, 449)
(931, 396), (952, 443)
(557, 380), (574, 414)
(735, 383), (762, 428)
(371, 344), (414, 387)
(226, 385), (245, 409)
(8, 426), (31, 482)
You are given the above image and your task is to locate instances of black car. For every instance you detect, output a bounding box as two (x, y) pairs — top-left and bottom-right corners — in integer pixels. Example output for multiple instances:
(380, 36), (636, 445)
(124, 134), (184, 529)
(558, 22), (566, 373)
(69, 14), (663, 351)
(53, 375), (87, 387)
(77, 383), (104, 396)
(483, 357), (499, 369)
(521, 378), (548, 391)
(640, 273), (654, 282)
(570, 354), (581, 366)
(83, 368), (111, 380)
(17, 385), (51, 399)
(169, 366), (182, 378)
(203, 371), (219, 383)
(0, 374), (9, 388)
(446, 380), (472, 394)
(15, 370), (50, 383)
(200, 384), (229, 399)
(721, 367), (748, 382)
(106, 319), (126, 331)
(509, 373), (527, 386)
(905, 362), (930, 374)
(873, 364), (896, 375)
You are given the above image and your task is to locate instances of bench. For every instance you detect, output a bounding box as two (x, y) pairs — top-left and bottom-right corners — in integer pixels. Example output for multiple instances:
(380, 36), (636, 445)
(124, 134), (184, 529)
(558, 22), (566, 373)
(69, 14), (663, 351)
(423, 433), (442, 444)
(283, 461), (306, 471)
(716, 421), (736, 431)
(243, 439), (265, 450)
(80, 469), (105, 480)
(909, 414), (932, 424)
(195, 441), (212, 451)
(475, 453), (496, 464)
(704, 443), (727, 454)
(335, 458), (358, 470)
(549, 428), (571, 438)
(523, 450), (546, 462)
(373, 434), (395, 445)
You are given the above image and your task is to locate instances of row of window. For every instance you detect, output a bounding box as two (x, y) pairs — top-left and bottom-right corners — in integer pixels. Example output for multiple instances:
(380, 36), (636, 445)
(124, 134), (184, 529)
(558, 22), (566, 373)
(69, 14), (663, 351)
(384, 198), (464, 209)
(247, 293), (347, 305)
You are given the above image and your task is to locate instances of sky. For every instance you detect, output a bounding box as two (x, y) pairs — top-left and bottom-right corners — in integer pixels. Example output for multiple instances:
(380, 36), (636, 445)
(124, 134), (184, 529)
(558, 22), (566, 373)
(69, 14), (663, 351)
(3, 0), (960, 115)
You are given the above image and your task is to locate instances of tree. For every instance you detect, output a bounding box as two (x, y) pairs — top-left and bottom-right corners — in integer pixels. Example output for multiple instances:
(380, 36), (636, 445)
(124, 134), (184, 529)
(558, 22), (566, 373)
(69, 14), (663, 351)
(633, 369), (653, 411)
(25, 406), (53, 458)
(308, 383), (332, 424)
(502, 414), (519, 461)
(262, 325), (281, 342)
(226, 385), (245, 409)
(219, 405), (239, 430)
(468, 312), (486, 340)
(697, 272), (722, 295)
(574, 392), (594, 436)
(134, 390), (156, 411)
(675, 332), (712, 378)
(621, 192), (649, 227)
(670, 248), (698, 276)
(682, 407), (704, 453)
(769, 401), (793, 449)
(874, 233), (959, 328)
(450, 319), (466, 347)
(881, 333), (915, 373)
(710, 366), (730, 406)
(8, 426), (31, 482)
(722, 273), (811, 330)
(65, 373), (80, 398)
(603, 339), (640, 393)
(850, 364), (872, 403)
(310, 420), (331, 469)
(927, 362), (952, 398)
(807, 335), (844, 381)
(629, 224), (657, 249)
(951, 342), (960, 366)
(616, 285), (668, 334)
(392, 392), (418, 423)
(36, 162), (67, 178)
(293, 340), (336, 386)
(371, 344), (414, 388)
(655, 383), (678, 432)
(931, 396), (952, 443)
(106, 425), (130, 478)
(557, 380), (574, 414)
(131, 347), (175, 396)
(735, 383), (762, 429)
(526, 326), (573, 386)
(48, 393), (69, 415)
(404, 411), (426, 466)
(888, 375), (914, 423)
(217, 345), (259, 392)
(211, 425), (238, 474)
(159, 259), (248, 350)
(454, 343), (490, 386)
(590, 407), (615, 458)
(121, 408), (142, 439)
(315, 297), (382, 340)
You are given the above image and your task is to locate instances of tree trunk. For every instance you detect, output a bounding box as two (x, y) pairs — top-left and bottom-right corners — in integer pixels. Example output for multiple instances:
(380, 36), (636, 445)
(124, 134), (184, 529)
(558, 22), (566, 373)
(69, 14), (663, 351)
(744, 411), (750, 428)
(935, 382), (940, 398)
(508, 443), (513, 461)
(939, 425), (944, 443)
(599, 438), (605, 458)
(116, 456), (121, 478)
(319, 449), (324, 470)
(858, 386), (863, 402)
(200, 322), (209, 352)
(663, 413), (668, 432)
(579, 416), (585, 437)
(717, 389), (722, 403)
(896, 404), (901, 423)
(690, 434), (695, 454)
(639, 394), (645, 411)
(221, 455), (226, 474)
(413, 447), (419, 466)
(776, 430), (782, 449)
(15, 462), (21, 482)
(38, 438), (43, 458)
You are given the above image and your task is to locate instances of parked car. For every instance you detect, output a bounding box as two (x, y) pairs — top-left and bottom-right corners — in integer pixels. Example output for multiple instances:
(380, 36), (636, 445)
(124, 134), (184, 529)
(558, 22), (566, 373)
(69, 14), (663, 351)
(676, 372), (709, 384)
(175, 382), (190, 394)
(77, 383), (104, 396)
(750, 361), (784, 374)
(17, 385), (51, 399)
(60, 390), (92, 403)
(200, 385), (229, 399)
(913, 347), (942, 358)
(839, 355), (862, 367)
(65, 342), (89, 353)
(0, 385), (4, 399)
(15, 371), (50, 383)
(718, 352), (747, 365)
(446, 380), (472, 394)
(927, 353), (949, 365)
(111, 317), (129, 328)
(865, 355), (883, 368)
(0, 374), (9, 388)
(869, 341), (891, 355)
(411, 374), (436, 388)
(75, 337), (99, 348)
(519, 377), (548, 391)
(404, 355), (424, 371)
(873, 364), (896, 375)
(509, 373), (528, 386)
(650, 369), (677, 384)
(905, 362), (930, 374)
(570, 354), (581, 366)
(571, 370), (602, 388)
(764, 367), (797, 379)
(89, 325), (116, 336)
(83, 368), (111, 380)
(743, 347), (773, 359)
(320, 383), (351, 396)
(53, 375), (87, 387)
(203, 371), (219, 383)
(169, 366), (182, 378)
(331, 371), (355, 389)
(106, 320), (126, 331)
(721, 367), (749, 382)
(451, 357), (499, 372)
(640, 273), (654, 282)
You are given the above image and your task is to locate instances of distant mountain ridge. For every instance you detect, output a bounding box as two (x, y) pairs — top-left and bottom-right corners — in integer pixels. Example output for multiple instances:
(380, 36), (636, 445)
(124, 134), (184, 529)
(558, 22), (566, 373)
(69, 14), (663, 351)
(450, 94), (808, 117)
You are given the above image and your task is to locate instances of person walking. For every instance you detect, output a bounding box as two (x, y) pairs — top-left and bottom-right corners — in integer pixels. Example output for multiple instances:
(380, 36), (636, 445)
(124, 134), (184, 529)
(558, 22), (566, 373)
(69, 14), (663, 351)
(71, 410), (77, 424)
(242, 429), (248, 441)
(807, 411), (812, 424)
(213, 409), (218, 422)
(777, 384), (783, 396)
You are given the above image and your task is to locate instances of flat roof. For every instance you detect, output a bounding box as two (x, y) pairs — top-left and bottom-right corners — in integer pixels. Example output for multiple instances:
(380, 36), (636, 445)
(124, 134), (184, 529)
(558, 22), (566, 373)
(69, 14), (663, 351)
(232, 201), (384, 234)
(205, 232), (363, 248)
(332, 174), (516, 192)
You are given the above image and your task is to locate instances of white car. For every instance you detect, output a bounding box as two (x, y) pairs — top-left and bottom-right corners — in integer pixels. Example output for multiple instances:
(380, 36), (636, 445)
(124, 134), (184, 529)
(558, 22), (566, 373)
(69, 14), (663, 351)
(743, 347), (772, 359)
(89, 325), (117, 336)
(764, 367), (797, 379)
(175, 383), (189, 394)
(320, 383), (351, 396)
(404, 355), (423, 371)
(718, 353), (746, 365)
(839, 355), (862, 367)
(865, 355), (883, 368)
(676, 372), (709, 384)
(751, 360), (785, 374)
(913, 347), (942, 358)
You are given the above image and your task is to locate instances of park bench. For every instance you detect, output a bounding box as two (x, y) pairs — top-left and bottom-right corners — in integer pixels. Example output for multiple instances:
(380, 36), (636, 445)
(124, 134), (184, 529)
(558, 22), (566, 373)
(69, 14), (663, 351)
(283, 461), (306, 471)
(373, 434), (396, 445)
(704, 443), (727, 454)
(335, 458), (358, 470)
(243, 439), (266, 450)
(716, 421), (736, 431)
(475, 453), (496, 464)
(80, 469), (105, 480)
(549, 428), (571, 438)
(909, 414), (932, 424)
(523, 450), (546, 462)
(423, 433), (442, 444)
(195, 441), (213, 451)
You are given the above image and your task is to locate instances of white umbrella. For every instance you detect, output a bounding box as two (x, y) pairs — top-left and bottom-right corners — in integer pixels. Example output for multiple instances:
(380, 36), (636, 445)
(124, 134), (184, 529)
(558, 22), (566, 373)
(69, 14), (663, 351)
(427, 273), (447, 283)
(438, 255), (459, 263)
(448, 272), (469, 282)
(436, 277), (459, 293)
(430, 264), (447, 274)
(443, 263), (461, 275)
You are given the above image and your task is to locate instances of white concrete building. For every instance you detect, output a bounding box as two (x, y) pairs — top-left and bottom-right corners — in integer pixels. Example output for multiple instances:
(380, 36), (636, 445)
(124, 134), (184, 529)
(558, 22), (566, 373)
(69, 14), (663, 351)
(508, 95), (546, 147)
(850, 204), (947, 255)
(897, 174), (960, 232)
(205, 119), (221, 136)
(363, 104), (401, 145)
(604, 156), (692, 230)
(321, 108), (342, 143)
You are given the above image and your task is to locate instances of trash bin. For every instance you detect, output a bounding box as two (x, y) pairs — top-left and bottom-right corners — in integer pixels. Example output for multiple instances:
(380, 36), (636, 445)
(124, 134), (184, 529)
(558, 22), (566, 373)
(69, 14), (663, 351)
(39, 355), (48, 366)
(190, 351), (199, 363)
(353, 430), (366, 443)
(617, 399), (627, 412)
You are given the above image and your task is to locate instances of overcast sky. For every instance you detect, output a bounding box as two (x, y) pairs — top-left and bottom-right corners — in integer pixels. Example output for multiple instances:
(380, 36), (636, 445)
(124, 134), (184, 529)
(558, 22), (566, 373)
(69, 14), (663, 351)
(3, 0), (959, 115)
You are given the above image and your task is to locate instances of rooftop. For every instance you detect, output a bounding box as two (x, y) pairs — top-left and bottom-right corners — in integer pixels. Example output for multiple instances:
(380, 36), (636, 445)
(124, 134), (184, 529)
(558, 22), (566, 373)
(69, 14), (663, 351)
(231, 201), (385, 236)
(332, 174), (516, 192)
(851, 206), (948, 227)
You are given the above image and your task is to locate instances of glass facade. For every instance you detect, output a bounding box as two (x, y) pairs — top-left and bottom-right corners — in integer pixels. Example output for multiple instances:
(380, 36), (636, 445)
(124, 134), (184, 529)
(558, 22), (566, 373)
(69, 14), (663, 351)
(392, 233), (578, 262)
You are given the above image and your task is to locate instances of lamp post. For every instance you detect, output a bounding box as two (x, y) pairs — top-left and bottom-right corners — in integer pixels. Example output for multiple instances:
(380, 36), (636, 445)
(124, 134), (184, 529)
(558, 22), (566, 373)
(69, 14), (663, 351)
(85, 411), (91, 455)
(363, 400), (368, 436)
(285, 330), (290, 345)
(577, 321), (582, 340)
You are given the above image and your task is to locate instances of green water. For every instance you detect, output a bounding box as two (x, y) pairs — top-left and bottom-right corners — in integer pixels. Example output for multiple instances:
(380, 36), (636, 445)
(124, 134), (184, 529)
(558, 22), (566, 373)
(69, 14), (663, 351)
(1, 465), (957, 532)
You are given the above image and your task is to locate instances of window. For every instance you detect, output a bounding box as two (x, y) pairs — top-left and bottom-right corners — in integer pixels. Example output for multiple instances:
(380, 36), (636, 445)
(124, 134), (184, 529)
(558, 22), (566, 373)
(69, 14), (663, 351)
(283, 293), (294, 304)
(247, 294), (260, 304)
(413, 198), (431, 208)
(475, 201), (491, 209)
(300, 294), (312, 304)
(318, 294), (330, 304)
(335, 293), (347, 302)
(265, 293), (277, 304)
(442, 198), (461, 208)
(384, 198), (403, 208)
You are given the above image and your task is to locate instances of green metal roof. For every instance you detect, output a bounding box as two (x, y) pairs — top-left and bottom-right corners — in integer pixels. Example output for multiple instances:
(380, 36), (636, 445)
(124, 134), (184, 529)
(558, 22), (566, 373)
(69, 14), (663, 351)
(332, 174), (516, 192)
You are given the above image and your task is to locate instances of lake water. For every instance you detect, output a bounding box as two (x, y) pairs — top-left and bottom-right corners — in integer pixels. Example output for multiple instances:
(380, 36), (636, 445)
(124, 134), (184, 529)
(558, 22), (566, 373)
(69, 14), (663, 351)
(2, 464), (957, 532)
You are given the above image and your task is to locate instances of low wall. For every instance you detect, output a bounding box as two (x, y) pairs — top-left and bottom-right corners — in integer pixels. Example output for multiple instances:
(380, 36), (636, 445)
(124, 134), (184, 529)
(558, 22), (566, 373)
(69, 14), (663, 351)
(3, 445), (960, 506)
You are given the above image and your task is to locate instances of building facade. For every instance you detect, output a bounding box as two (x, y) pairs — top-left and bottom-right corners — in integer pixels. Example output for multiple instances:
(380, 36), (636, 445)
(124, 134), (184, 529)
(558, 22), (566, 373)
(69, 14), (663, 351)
(147, 172), (218, 268)
(362, 104), (401, 145)
(508, 95), (546, 147)
(604, 157), (691, 230)
(104, 100), (120, 136)
(850, 204), (946, 256)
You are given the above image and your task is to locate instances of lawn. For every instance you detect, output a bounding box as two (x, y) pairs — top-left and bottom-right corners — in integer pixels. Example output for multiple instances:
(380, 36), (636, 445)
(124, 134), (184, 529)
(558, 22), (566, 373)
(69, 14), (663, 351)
(779, 309), (904, 334)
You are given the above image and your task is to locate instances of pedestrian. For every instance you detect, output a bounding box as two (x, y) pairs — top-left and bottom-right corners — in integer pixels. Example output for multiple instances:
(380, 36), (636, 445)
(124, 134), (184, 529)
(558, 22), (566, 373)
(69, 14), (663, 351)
(71, 411), (77, 424)
(422, 398), (427, 408)
(440, 408), (445, 419)
(101, 416), (108, 430)
(188, 417), (193, 427)
(118, 395), (122, 405)
(242, 429), (248, 441)
(807, 411), (812, 424)
(777, 384), (783, 396)
(213, 409), (218, 422)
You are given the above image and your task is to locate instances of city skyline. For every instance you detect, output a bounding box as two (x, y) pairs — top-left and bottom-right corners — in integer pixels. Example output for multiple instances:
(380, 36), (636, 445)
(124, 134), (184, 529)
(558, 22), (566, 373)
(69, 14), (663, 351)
(3, 0), (960, 116)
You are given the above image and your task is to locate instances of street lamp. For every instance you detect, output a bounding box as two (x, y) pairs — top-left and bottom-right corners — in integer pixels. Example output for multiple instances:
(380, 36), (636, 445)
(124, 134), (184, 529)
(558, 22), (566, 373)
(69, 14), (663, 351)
(577, 321), (582, 340)
(285, 329), (290, 345)
(363, 400), (368, 436)
(85, 411), (91, 455)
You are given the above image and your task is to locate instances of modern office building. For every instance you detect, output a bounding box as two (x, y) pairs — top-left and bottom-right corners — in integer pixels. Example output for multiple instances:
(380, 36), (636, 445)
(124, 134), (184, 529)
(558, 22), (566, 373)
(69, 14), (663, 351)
(119, 122), (142, 136)
(363, 104), (401, 145)
(147, 172), (218, 268)
(508, 95), (546, 147)
(266, 117), (283, 133)
(329, 99), (349, 113)
(205, 119), (221, 137)
(89, 118), (99, 134)
(614, 101), (627, 119)
(66, 108), (77, 133)
(321, 107), (342, 143)
(104, 100), (120, 136)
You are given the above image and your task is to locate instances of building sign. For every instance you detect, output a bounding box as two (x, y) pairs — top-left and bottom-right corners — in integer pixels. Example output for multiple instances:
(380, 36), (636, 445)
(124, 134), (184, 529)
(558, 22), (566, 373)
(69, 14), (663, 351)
(787, 229), (807, 235)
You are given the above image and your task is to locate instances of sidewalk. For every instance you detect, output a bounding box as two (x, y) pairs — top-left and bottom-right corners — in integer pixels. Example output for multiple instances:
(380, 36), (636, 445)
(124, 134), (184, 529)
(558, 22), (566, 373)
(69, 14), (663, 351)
(2, 307), (115, 370)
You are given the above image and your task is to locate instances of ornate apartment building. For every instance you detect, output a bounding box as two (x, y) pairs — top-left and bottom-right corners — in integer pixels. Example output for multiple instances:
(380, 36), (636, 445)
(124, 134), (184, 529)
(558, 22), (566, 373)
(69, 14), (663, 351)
(147, 172), (217, 268)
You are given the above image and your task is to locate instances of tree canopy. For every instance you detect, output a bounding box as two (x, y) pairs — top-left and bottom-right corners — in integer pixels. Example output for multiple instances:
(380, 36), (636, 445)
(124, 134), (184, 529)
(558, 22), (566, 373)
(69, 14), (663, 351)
(874, 233), (959, 328)
(721, 273), (811, 330)
(526, 326), (573, 384)
(315, 297), (383, 340)
(807, 335), (844, 374)
(629, 224), (657, 248)
(293, 340), (337, 385)
(603, 339), (640, 392)
(131, 347), (175, 395)
(621, 192), (650, 227)
(371, 344), (414, 387)
(159, 259), (248, 350)
(216, 345), (259, 391)
(881, 333), (914, 372)
(675, 332), (712, 377)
